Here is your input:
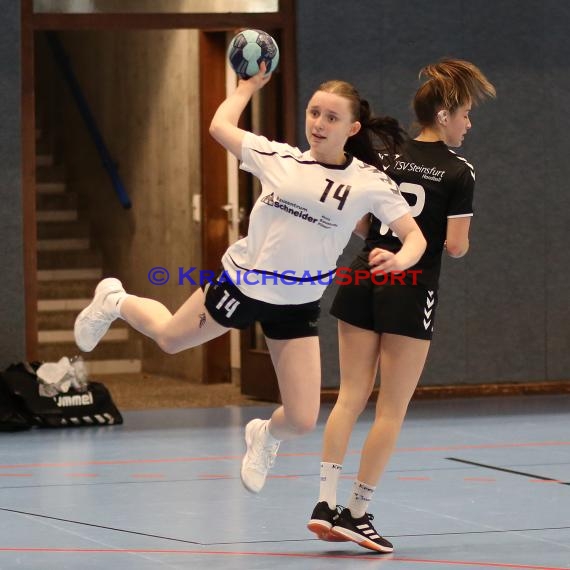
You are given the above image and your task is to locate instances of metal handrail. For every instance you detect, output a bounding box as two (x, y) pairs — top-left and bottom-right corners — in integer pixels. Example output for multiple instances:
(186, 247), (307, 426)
(45, 32), (132, 209)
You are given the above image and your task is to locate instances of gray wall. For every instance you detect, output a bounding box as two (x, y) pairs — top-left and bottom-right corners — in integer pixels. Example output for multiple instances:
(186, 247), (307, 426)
(296, 0), (570, 387)
(0, 0), (26, 367)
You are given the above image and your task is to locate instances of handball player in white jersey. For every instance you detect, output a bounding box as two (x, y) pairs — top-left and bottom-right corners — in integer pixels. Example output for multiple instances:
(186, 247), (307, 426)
(73, 64), (426, 494)
(308, 59), (496, 553)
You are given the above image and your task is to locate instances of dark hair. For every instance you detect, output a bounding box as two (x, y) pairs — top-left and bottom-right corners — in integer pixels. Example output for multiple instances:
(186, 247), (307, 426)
(317, 80), (406, 167)
(414, 58), (496, 127)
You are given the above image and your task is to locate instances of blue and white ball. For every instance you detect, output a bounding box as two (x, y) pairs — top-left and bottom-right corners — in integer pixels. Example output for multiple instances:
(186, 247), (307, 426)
(227, 29), (280, 79)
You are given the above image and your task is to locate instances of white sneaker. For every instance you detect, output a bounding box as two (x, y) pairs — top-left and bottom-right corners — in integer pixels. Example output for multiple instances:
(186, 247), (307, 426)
(74, 278), (125, 352)
(240, 419), (280, 494)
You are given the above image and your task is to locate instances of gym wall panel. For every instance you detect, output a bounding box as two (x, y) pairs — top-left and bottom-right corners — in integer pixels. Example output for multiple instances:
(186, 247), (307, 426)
(542, 0), (570, 380)
(0, 1), (26, 367)
(296, 0), (570, 387)
(460, 1), (546, 384)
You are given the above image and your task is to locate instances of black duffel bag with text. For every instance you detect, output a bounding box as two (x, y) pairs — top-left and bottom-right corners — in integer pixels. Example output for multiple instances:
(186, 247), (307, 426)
(0, 361), (123, 429)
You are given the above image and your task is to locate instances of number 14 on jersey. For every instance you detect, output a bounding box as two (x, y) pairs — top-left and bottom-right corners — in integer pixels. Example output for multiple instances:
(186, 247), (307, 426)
(320, 178), (351, 211)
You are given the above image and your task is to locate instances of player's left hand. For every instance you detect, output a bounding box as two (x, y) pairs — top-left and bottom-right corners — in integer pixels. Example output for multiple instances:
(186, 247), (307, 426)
(368, 248), (404, 273)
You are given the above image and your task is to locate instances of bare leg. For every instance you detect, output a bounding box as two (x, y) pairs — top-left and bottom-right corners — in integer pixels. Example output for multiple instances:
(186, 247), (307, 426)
(239, 335), (322, 493)
(265, 336), (322, 440)
(120, 288), (230, 354)
(325, 333), (429, 552)
(321, 321), (381, 463)
(357, 333), (430, 485)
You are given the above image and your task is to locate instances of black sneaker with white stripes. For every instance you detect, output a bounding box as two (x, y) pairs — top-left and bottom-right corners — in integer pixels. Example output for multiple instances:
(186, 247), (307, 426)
(330, 508), (393, 553)
(307, 502), (347, 542)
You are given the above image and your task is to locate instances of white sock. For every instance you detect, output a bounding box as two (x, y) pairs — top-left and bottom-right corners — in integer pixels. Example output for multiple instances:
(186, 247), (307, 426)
(318, 462), (342, 509)
(264, 420), (281, 446)
(104, 291), (128, 319)
(347, 479), (376, 519)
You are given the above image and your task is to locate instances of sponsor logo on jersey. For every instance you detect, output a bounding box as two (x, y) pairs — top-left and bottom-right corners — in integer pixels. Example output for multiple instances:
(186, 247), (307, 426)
(261, 193), (319, 224)
(379, 153), (446, 183)
(393, 161), (446, 182)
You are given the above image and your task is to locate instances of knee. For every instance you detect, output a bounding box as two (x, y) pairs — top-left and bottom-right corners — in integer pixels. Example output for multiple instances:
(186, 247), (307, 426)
(286, 413), (318, 436)
(155, 332), (182, 355)
(292, 419), (317, 436)
(376, 402), (409, 425)
(336, 391), (370, 418)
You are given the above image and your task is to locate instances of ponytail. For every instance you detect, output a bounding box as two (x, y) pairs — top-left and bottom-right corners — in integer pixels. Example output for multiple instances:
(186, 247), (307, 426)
(346, 102), (406, 168)
(414, 58), (496, 127)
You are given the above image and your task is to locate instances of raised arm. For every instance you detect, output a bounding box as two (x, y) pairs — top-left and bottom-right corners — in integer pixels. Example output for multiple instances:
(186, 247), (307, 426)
(368, 213), (426, 272)
(209, 66), (272, 160)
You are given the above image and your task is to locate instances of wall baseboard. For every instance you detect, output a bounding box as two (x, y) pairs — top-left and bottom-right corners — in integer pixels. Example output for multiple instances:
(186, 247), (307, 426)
(321, 381), (570, 403)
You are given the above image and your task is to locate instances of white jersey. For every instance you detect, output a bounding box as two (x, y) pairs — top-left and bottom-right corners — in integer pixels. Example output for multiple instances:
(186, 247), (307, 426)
(221, 132), (409, 304)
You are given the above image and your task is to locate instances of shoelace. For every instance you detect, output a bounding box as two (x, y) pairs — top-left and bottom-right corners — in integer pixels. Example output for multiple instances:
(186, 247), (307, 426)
(333, 505), (344, 522)
(85, 309), (112, 332)
(250, 440), (279, 473)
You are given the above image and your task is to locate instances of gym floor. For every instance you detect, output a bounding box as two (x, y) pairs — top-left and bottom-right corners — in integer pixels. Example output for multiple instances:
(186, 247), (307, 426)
(0, 393), (569, 569)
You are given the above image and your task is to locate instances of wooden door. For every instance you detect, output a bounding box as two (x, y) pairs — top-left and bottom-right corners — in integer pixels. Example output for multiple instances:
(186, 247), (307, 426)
(238, 29), (293, 402)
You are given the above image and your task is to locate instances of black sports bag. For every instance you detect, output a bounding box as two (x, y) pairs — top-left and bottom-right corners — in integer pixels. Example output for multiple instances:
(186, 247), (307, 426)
(0, 361), (123, 429)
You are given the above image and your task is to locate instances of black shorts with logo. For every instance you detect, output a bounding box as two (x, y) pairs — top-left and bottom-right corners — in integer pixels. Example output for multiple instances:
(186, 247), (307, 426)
(330, 257), (438, 340)
(203, 278), (320, 340)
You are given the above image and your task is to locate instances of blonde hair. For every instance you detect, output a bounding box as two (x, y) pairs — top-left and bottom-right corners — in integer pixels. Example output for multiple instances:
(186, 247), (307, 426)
(413, 59), (496, 126)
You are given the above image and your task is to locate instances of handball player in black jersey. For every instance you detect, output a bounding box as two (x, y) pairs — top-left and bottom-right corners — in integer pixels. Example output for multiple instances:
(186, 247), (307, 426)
(308, 59), (496, 553)
(73, 64), (426, 495)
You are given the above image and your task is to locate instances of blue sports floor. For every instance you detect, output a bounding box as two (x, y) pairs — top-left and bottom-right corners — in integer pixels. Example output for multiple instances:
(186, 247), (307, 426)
(0, 394), (569, 569)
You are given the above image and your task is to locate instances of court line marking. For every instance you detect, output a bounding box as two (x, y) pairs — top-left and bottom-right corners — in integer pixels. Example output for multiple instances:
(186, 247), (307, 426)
(0, 464), (567, 490)
(0, 441), (569, 470)
(0, 546), (567, 569)
(0, 507), (202, 545)
(447, 458), (569, 486)
(1, 506), (568, 545)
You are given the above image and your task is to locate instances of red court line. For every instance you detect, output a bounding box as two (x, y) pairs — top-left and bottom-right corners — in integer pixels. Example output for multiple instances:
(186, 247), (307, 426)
(277, 440), (570, 458)
(66, 474), (98, 478)
(0, 456), (240, 469)
(0, 547), (565, 569)
(198, 474), (231, 479)
(391, 441), (570, 453)
(267, 475), (299, 480)
(0, 441), (568, 470)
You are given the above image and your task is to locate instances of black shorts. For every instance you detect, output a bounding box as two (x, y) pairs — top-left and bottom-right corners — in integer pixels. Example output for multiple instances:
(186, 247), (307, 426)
(330, 258), (438, 340)
(203, 278), (320, 340)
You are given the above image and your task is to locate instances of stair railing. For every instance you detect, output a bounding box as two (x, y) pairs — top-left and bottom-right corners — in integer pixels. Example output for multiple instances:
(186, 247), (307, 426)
(45, 32), (132, 209)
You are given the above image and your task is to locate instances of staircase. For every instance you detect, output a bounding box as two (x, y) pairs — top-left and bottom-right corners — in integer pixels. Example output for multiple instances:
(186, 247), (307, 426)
(35, 146), (142, 376)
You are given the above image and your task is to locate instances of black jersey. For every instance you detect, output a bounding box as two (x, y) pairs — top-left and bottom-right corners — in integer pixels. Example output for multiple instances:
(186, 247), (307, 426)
(360, 139), (475, 289)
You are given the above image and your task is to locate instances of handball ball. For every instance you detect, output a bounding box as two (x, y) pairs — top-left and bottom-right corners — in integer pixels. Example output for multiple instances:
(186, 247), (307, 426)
(227, 29), (280, 79)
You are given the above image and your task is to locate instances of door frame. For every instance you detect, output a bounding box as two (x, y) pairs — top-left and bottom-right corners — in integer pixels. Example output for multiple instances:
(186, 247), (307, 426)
(21, 0), (296, 387)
